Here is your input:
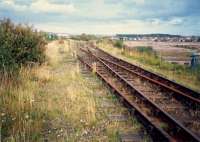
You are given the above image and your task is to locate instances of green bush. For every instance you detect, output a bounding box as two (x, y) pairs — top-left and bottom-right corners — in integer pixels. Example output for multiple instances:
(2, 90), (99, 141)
(43, 32), (58, 41)
(0, 19), (46, 74)
(114, 40), (123, 48)
(135, 46), (155, 54)
(71, 33), (98, 41)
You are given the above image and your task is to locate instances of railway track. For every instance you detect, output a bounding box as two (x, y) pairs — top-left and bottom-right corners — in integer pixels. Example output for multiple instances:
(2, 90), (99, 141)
(78, 47), (200, 142)
(91, 47), (200, 108)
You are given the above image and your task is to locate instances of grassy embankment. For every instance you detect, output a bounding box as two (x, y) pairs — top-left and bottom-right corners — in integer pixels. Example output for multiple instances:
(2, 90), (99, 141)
(1, 35), (149, 141)
(97, 40), (200, 92)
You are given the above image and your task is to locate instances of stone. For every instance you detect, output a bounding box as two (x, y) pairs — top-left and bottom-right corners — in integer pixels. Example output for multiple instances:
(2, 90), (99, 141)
(120, 133), (143, 142)
(108, 114), (128, 121)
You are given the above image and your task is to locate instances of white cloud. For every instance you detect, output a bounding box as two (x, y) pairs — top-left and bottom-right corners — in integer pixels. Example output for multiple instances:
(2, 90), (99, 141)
(150, 19), (162, 25)
(35, 20), (170, 35)
(0, 0), (76, 14)
(3, 0), (14, 5)
(74, 1), (123, 19)
(37, 17), (198, 35)
(133, 0), (145, 5)
(149, 17), (184, 26)
(30, 0), (76, 14)
(168, 17), (184, 25)
(1, 0), (199, 35)
(1, 0), (28, 11)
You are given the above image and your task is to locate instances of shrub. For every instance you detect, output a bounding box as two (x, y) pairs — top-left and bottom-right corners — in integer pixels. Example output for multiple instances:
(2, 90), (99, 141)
(135, 46), (155, 55)
(114, 40), (123, 48)
(0, 19), (46, 74)
(71, 33), (98, 41)
(43, 32), (58, 41)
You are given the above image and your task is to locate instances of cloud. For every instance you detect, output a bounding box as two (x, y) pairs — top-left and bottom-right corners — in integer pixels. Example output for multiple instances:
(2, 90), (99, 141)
(150, 19), (162, 25)
(0, 0), (200, 35)
(30, 0), (76, 14)
(149, 17), (184, 26)
(168, 17), (184, 25)
(132, 0), (145, 5)
(1, 0), (28, 11)
(118, 0), (200, 21)
(34, 19), (187, 35)
(0, 0), (76, 14)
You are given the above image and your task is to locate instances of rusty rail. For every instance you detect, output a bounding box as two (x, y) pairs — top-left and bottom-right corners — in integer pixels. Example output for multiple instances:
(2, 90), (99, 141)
(78, 56), (172, 142)
(78, 48), (200, 142)
(90, 47), (200, 108)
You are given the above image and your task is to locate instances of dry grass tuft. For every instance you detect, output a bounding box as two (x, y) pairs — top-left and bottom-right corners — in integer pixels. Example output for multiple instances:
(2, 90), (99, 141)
(1, 40), (148, 142)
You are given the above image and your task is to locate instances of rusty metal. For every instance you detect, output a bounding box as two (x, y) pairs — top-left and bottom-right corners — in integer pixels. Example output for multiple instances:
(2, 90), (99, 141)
(90, 47), (200, 108)
(78, 56), (171, 142)
(78, 48), (200, 142)
(93, 47), (200, 99)
(97, 55), (200, 137)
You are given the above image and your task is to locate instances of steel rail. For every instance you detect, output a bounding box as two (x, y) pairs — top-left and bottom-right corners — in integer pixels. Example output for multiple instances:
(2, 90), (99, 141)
(90, 47), (200, 107)
(78, 48), (200, 142)
(98, 55), (200, 109)
(78, 55), (172, 142)
(96, 53), (200, 137)
(92, 47), (200, 98)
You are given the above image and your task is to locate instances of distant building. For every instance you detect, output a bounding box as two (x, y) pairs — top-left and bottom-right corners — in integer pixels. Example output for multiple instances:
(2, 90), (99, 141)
(115, 34), (200, 42)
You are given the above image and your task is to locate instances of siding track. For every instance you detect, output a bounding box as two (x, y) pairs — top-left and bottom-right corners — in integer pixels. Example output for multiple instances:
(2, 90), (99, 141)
(77, 47), (200, 142)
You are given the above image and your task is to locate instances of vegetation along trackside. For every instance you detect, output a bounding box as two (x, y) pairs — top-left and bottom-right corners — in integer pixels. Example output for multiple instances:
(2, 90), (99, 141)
(0, 19), (46, 75)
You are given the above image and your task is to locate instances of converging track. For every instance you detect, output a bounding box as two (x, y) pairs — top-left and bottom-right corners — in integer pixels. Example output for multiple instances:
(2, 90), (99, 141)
(91, 47), (200, 106)
(78, 46), (200, 142)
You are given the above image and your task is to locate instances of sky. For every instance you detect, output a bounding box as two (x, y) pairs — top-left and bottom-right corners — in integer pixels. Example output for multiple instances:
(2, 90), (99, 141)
(0, 0), (200, 35)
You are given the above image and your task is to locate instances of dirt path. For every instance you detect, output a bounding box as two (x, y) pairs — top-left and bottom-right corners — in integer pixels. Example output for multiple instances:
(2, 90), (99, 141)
(36, 40), (151, 142)
(1, 40), (150, 142)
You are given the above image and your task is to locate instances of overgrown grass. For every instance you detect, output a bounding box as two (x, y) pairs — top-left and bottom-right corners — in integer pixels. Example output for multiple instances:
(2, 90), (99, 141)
(0, 18), (47, 141)
(0, 66), (48, 141)
(113, 40), (123, 49)
(0, 18), (46, 75)
(1, 40), (147, 141)
(0, 19), (148, 141)
(122, 46), (187, 71)
(98, 40), (200, 92)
